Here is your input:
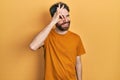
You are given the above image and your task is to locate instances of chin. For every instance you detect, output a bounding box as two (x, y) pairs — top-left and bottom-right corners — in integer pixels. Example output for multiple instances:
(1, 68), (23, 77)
(62, 27), (70, 31)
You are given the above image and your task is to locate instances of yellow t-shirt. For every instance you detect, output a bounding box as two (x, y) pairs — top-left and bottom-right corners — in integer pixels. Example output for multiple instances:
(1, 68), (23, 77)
(44, 29), (85, 80)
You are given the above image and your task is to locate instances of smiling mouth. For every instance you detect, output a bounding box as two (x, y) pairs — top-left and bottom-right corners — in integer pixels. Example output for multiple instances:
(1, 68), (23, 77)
(62, 23), (68, 25)
(61, 23), (69, 27)
(61, 22), (69, 26)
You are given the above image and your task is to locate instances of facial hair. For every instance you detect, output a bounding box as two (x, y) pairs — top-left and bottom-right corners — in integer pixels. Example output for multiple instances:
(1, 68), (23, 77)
(56, 21), (70, 31)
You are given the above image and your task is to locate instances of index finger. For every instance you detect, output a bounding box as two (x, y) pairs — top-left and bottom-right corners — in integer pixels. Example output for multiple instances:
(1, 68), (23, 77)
(60, 5), (64, 10)
(58, 4), (60, 9)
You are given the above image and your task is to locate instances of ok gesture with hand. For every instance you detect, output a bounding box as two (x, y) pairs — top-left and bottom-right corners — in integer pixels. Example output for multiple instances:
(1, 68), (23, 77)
(51, 4), (64, 24)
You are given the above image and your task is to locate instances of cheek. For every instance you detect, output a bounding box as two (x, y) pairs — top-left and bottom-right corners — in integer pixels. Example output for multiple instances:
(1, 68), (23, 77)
(57, 20), (63, 24)
(67, 17), (70, 21)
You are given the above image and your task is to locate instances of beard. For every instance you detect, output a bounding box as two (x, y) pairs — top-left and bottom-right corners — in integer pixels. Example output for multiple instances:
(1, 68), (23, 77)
(56, 21), (70, 31)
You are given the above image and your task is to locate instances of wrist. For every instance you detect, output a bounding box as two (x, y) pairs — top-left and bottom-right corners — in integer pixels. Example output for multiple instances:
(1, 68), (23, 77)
(50, 21), (56, 26)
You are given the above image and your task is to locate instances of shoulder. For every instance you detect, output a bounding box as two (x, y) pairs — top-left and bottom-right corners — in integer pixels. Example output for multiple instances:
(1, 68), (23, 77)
(68, 31), (83, 42)
(68, 31), (80, 38)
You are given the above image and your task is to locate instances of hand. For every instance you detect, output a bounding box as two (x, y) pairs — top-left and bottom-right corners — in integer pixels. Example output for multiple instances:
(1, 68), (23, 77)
(51, 4), (64, 25)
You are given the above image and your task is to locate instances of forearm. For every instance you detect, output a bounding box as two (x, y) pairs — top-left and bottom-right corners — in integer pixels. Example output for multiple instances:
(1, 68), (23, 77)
(30, 5), (64, 50)
(29, 21), (55, 50)
(76, 56), (82, 80)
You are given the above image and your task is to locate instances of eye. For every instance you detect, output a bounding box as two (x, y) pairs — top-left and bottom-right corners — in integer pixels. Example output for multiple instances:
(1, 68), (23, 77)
(59, 16), (62, 19)
(67, 15), (70, 17)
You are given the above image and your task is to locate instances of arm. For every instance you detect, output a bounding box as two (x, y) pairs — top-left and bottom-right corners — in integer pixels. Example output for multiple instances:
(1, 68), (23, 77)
(76, 56), (82, 80)
(29, 21), (55, 50)
(29, 4), (64, 50)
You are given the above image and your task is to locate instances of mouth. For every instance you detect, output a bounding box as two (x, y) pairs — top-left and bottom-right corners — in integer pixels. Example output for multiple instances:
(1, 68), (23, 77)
(61, 24), (69, 28)
(61, 22), (70, 26)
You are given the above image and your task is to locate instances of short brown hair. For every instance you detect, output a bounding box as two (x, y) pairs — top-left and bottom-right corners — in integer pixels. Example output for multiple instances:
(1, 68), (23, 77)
(49, 2), (70, 17)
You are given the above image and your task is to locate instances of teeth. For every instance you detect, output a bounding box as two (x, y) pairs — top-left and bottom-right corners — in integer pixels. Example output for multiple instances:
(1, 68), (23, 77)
(63, 23), (68, 25)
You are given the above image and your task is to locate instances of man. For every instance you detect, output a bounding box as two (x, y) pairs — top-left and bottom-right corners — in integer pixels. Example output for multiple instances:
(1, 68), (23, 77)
(30, 2), (85, 80)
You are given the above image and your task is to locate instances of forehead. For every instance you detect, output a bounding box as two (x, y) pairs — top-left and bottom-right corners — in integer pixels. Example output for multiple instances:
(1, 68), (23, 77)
(61, 9), (69, 15)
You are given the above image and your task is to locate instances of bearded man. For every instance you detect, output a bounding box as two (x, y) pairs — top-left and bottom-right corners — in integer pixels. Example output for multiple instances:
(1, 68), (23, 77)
(30, 2), (86, 80)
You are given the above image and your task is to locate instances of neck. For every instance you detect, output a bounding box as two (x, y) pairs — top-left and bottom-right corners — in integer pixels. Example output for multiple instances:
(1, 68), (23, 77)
(55, 28), (68, 35)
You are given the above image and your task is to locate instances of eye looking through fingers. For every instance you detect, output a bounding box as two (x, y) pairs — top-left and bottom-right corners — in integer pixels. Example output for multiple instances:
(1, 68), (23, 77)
(59, 16), (62, 19)
(59, 15), (64, 19)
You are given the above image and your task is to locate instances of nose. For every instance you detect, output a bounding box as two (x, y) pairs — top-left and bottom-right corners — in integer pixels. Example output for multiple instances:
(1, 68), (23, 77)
(62, 17), (68, 22)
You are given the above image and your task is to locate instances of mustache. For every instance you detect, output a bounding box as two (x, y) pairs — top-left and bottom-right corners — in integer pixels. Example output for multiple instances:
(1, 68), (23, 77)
(61, 21), (70, 25)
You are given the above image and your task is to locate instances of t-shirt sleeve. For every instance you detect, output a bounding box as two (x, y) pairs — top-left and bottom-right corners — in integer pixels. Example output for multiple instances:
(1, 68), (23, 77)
(44, 34), (50, 48)
(44, 30), (52, 48)
(77, 36), (86, 56)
